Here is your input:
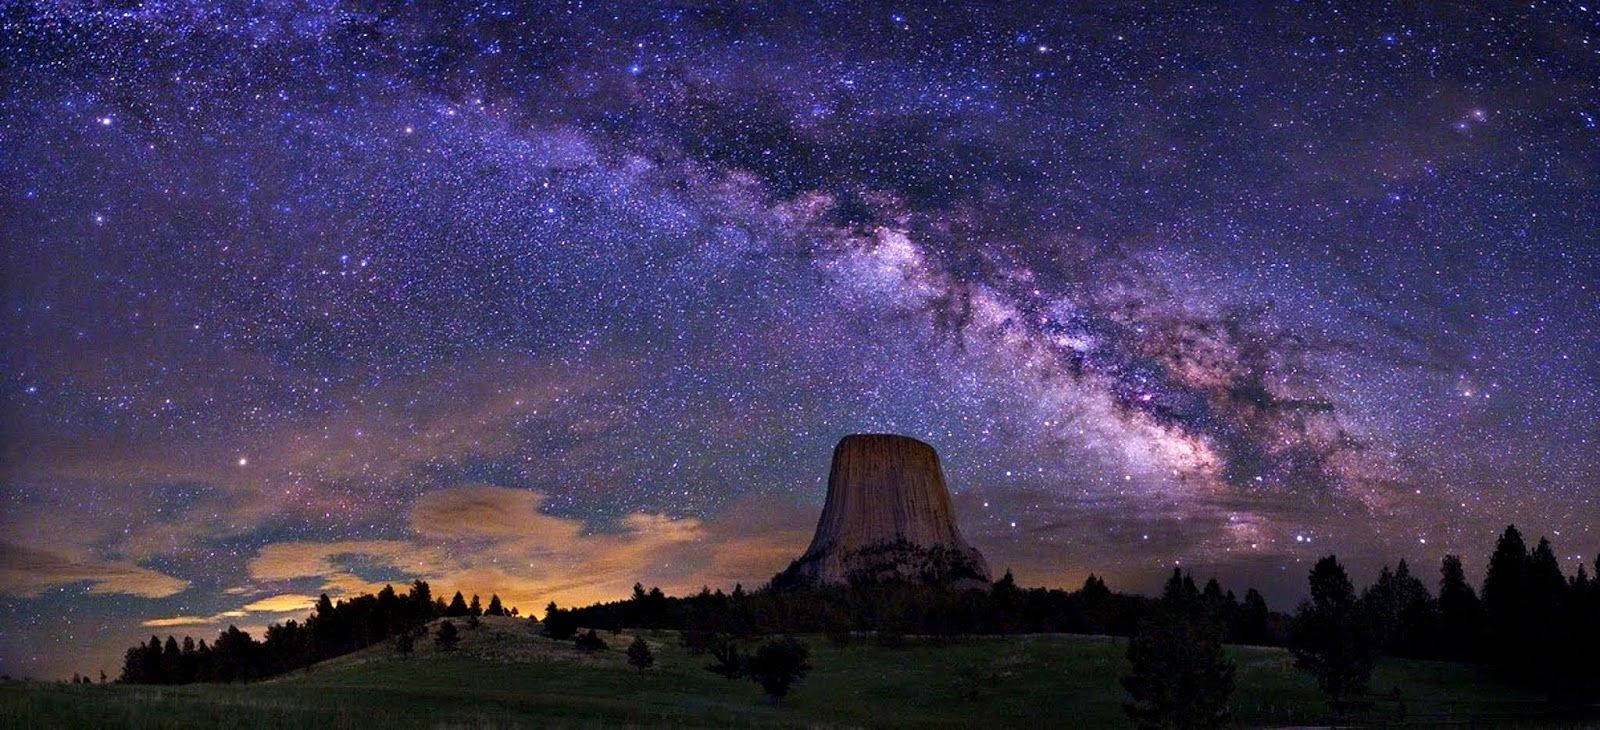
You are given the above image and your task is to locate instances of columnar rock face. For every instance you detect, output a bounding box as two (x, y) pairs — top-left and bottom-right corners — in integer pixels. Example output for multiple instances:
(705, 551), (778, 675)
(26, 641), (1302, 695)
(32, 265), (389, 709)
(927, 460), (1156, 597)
(774, 434), (991, 588)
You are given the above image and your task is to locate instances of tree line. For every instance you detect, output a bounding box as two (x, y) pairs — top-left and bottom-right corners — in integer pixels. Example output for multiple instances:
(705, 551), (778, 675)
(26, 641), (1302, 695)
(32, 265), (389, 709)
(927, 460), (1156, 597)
(542, 574), (1286, 647)
(117, 581), (517, 684)
(1123, 525), (1600, 726)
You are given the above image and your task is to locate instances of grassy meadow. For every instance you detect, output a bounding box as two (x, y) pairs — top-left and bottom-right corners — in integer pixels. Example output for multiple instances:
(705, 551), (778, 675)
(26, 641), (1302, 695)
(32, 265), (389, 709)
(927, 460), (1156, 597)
(0, 616), (1585, 728)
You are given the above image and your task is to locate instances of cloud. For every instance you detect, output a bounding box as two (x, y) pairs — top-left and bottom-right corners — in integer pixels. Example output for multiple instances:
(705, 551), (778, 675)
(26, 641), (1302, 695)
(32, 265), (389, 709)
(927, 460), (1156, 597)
(0, 542), (189, 598)
(140, 616), (216, 627)
(241, 594), (319, 613)
(410, 484), (582, 545)
(247, 540), (420, 583)
(214, 486), (811, 623)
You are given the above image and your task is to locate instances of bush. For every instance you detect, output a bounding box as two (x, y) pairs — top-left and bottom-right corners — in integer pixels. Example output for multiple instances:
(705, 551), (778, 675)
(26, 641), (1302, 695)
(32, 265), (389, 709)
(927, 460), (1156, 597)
(705, 635), (745, 679)
(574, 629), (607, 651)
(627, 636), (654, 672)
(434, 621), (460, 651)
(745, 638), (811, 705)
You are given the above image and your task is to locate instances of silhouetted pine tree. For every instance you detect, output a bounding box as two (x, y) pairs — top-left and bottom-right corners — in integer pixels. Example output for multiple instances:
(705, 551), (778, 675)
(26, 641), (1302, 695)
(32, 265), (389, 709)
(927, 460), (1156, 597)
(541, 601), (577, 639)
(469, 594), (483, 617)
(1360, 560), (1435, 657)
(446, 591), (469, 617)
(486, 594), (505, 616)
(1079, 574), (1113, 633)
(1236, 589), (1271, 645)
(1122, 569), (1235, 728)
(1483, 525), (1533, 670)
(1560, 555), (1600, 702)
(1436, 554), (1482, 661)
(1291, 556), (1376, 717)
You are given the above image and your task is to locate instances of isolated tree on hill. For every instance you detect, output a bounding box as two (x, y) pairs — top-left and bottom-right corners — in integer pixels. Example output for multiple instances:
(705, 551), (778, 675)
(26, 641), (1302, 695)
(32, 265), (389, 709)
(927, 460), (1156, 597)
(486, 594), (505, 616)
(745, 638), (811, 705)
(1291, 555), (1376, 717)
(446, 591), (470, 617)
(435, 620), (460, 651)
(1123, 569), (1235, 728)
(627, 636), (655, 672)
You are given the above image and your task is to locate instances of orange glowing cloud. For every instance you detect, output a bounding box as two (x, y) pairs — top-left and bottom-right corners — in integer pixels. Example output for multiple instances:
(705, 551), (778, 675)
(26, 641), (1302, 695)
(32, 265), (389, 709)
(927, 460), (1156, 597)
(215, 486), (814, 624)
(241, 594), (320, 613)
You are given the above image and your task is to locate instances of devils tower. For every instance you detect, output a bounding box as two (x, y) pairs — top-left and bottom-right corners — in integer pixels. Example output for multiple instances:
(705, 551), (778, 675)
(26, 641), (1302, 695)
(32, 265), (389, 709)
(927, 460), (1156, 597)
(774, 434), (991, 589)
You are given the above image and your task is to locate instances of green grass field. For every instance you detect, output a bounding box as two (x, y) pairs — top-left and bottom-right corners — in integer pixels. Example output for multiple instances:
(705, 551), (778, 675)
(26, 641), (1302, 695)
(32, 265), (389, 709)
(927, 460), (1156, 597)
(1, 617), (1586, 728)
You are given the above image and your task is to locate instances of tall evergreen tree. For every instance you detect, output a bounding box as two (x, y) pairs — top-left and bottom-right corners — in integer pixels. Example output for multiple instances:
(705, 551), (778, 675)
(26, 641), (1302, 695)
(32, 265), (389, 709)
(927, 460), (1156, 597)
(1360, 560), (1435, 657)
(1122, 570), (1235, 728)
(1526, 538), (1568, 620)
(486, 594), (505, 616)
(1291, 556), (1376, 716)
(1437, 554), (1482, 661)
(446, 591), (470, 617)
(1236, 588), (1271, 645)
(1482, 525), (1531, 668)
(469, 594), (483, 617)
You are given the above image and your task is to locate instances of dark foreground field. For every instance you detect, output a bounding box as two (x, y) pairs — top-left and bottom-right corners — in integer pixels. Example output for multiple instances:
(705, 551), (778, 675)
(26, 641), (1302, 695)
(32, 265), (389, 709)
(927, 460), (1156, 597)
(1, 617), (1586, 728)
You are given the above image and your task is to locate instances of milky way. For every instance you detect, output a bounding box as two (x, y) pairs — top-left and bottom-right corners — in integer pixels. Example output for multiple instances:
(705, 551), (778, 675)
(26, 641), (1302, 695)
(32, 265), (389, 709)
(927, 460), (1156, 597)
(2, 2), (1597, 679)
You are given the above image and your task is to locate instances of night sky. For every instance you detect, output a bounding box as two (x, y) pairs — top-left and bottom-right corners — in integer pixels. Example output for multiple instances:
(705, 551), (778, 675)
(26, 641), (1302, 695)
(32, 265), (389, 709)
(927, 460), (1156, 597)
(3, 2), (1597, 680)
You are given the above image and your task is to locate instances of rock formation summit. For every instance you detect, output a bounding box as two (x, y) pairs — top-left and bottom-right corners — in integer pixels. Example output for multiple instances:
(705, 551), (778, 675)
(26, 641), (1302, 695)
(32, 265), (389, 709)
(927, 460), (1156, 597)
(774, 434), (991, 589)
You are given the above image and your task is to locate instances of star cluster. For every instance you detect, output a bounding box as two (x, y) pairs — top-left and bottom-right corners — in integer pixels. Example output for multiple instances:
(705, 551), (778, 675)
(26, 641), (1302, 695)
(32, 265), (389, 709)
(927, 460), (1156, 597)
(1, 2), (1596, 679)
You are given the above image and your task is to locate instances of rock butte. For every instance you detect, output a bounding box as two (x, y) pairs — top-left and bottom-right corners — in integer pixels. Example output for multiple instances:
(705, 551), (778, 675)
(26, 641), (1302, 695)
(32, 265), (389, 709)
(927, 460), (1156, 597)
(775, 434), (991, 589)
